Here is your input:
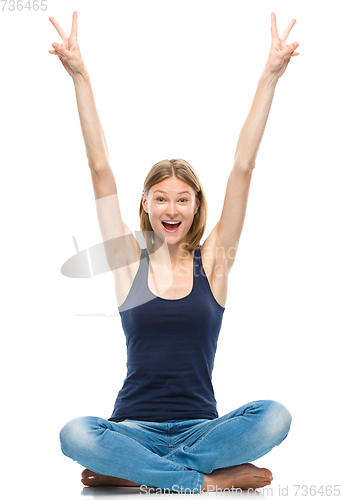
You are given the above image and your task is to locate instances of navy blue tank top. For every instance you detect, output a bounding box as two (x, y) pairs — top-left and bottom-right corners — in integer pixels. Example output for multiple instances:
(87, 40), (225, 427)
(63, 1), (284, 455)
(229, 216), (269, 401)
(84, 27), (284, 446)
(108, 245), (225, 422)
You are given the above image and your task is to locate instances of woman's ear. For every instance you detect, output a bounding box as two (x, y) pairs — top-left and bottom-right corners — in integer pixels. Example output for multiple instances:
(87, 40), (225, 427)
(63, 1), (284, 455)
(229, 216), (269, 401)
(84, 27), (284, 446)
(142, 193), (148, 214)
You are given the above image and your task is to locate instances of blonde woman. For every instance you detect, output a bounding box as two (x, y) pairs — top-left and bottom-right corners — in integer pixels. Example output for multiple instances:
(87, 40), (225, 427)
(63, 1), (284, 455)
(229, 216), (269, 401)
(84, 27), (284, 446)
(51, 11), (298, 493)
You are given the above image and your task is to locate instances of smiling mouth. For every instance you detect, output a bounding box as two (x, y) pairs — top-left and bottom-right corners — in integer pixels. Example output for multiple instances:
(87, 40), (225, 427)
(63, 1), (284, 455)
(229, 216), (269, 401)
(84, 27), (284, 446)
(161, 221), (182, 232)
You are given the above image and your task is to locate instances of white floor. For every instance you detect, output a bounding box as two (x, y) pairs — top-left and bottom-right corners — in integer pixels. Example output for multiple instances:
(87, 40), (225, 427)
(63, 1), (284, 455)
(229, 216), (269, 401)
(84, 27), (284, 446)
(8, 455), (340, 500)
(43, 455), (341, 500)
(48, 481), (342, 500)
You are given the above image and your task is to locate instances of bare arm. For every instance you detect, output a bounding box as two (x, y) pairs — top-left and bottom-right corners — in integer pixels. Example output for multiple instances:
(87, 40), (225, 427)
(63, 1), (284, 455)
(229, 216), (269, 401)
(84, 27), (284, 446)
(49, 12), (140, 272)
(72, 70), (111, 172)
(203, 13), (300, 274)
(234, 12), (299, 169)
(234, 71), (278, 169)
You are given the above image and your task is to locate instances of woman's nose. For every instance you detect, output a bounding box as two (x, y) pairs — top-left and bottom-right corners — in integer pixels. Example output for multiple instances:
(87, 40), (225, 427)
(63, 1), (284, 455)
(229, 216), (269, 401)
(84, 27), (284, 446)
(165, 204), (178, 216)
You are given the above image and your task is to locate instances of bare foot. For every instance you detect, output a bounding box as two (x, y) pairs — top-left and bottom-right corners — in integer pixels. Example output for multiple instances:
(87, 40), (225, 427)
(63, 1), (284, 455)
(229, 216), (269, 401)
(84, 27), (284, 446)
(203, 463), (273, 491)
(81, 468), (140, 488)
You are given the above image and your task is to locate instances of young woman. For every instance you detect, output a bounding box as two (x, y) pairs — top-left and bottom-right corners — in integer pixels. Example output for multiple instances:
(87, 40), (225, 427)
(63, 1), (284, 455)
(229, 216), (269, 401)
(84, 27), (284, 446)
(50, 11), (299, 493)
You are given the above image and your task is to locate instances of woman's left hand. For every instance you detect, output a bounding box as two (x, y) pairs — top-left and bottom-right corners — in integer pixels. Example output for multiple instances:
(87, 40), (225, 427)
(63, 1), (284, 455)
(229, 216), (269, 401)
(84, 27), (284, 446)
(265, 12), (299, 79)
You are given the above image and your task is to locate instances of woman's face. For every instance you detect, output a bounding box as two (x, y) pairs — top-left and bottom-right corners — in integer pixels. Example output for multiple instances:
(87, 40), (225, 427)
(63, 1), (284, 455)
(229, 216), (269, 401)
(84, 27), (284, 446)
(142, 176), (200, 247)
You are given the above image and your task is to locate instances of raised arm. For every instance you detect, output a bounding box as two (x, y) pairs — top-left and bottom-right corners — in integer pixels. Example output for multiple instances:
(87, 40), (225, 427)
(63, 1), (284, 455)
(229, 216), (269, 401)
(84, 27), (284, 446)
(233, 12), (299, 168)
(202, 12), (300, 273)
(49, 11), (110, 174)
(49, 12), (140, 272)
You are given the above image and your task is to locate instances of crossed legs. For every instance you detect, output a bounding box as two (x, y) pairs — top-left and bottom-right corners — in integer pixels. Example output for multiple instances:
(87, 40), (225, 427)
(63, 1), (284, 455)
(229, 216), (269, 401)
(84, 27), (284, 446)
(60, 400), (292, 492)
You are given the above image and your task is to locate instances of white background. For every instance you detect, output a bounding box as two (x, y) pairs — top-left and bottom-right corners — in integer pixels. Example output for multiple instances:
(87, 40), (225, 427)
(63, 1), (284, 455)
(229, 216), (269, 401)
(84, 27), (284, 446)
(1, 0), (341, 499)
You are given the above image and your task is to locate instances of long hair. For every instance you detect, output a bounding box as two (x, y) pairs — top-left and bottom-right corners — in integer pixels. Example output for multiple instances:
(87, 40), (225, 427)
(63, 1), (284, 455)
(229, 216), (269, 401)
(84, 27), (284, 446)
(139, 159), (208, 254)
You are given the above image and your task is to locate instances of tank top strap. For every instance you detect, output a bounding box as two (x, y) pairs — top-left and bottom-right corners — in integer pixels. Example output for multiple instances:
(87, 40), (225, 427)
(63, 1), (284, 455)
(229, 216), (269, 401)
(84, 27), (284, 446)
(193, 246), (202, 279)
(118, 247), (154, 313)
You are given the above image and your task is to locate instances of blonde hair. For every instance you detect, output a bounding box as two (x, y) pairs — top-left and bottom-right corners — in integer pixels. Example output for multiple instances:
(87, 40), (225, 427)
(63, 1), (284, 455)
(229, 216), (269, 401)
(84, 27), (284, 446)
(139, 158), (208, 254)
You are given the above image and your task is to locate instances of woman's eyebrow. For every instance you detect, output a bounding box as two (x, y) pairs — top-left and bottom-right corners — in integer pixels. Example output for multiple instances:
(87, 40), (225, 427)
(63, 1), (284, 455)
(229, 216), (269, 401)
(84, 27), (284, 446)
(153, 189), (191, 195)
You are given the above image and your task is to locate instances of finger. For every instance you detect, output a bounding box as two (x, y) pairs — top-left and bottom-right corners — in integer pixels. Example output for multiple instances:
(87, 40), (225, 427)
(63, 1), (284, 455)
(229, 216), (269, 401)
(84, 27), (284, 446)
(271, 12), (279, 40)
(49, 16), (68, 41)
(281, 19), (296, 42)
(49, 49), (71, 58)
(70, 11), (78, 38)
(52, 42), (72, 58)
(282, 41), (299, 57)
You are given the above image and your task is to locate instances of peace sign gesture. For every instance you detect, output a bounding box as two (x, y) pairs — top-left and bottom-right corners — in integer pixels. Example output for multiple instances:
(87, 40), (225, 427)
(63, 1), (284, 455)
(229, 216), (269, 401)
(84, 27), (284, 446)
(48, 11), (86, 78)
(265, 12), (299, 79)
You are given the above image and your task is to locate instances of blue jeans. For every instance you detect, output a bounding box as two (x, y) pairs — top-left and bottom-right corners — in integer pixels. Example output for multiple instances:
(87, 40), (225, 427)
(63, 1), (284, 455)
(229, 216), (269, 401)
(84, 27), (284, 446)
(59, 399), (291, 493)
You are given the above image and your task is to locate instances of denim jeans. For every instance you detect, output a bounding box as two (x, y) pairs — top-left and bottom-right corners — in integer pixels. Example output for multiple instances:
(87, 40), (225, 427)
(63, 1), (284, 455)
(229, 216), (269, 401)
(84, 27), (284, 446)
(59, 399), (291, 493)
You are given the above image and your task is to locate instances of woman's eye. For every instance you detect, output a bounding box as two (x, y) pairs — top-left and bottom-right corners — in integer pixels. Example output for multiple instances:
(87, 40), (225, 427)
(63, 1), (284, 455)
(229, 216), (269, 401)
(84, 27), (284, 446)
(156, 198), (187, 202)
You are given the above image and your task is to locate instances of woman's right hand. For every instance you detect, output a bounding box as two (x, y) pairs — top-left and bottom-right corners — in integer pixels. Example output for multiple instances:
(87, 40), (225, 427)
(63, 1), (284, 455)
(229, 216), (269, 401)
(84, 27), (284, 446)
(48, 11), (87, 79)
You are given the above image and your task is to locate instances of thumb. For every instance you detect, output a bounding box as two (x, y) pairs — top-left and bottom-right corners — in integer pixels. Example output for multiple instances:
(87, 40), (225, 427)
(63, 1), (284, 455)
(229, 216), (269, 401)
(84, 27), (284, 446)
(52, 42), (72, 59)
(283, 42), (299, 57)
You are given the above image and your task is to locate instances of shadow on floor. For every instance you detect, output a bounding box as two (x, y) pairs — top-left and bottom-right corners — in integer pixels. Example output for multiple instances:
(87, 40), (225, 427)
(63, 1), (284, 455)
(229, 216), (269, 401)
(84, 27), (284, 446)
(80, 485), (264, 497)
(81, 486), (143, 496)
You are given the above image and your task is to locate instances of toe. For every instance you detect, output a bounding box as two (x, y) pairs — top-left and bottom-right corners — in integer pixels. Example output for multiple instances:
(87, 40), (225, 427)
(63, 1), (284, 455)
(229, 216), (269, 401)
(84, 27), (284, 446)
(257, 478), (272, 487)
(82, 468), (99, 480)
(81, 468), (93, 478)
(262, 468), (273, 480)
(81, 476), (97, 486)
